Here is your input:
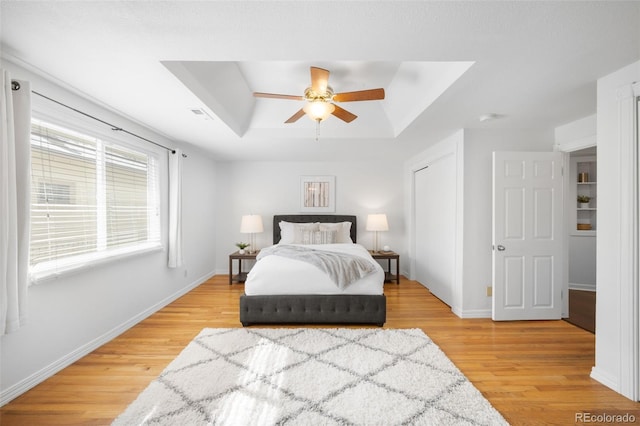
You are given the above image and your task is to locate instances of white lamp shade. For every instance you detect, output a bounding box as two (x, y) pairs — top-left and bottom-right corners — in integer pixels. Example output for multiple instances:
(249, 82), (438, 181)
(240, 215), (264, 233)
(303, 101), (335, 122)
(366, 214), (389, 231)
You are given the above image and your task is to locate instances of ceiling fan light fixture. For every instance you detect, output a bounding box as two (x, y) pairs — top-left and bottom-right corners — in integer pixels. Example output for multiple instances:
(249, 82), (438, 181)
(303, 101), (335, 122)
(304, 86), (334, 102)
(254, 66), (384, 124)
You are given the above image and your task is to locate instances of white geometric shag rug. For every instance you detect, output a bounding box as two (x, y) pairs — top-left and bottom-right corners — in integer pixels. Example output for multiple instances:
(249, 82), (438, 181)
(113, 328), (508, 426)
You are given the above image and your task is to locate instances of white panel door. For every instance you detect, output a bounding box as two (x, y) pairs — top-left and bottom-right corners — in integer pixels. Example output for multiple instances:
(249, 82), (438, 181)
(414, 154), (455, 306)
(492, 152), (563, 320)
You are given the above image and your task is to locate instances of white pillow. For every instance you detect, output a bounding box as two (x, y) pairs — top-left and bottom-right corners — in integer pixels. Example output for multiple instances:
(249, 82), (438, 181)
(318, 222), (353, 243)
(279, 221), (318, 244)
(301, 229), (338, 244)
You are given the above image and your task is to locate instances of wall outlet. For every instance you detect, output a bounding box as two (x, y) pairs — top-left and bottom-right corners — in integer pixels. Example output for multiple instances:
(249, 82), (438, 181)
(486, 286), (493, 297)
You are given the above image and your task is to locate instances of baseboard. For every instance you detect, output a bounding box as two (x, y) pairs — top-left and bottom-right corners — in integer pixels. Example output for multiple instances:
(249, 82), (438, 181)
(569, 282), (596, 292)
(590, 366), (620, 393)
(0, 269), (216, 407)
(451, 307), (492, 319)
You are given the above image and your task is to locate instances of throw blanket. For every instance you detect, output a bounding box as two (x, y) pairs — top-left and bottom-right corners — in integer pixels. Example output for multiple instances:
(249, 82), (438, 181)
(257, 245), (375, 289)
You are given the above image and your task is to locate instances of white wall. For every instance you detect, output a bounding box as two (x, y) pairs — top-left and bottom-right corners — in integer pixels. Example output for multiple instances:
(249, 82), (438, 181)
(461, 128), (555, 317)
(592, 60), (640, 399)
(554, 114), (597, 152)
(214, 161), (405, 273)
(0, 61), (219, 404)
(568, 236), (596, 290)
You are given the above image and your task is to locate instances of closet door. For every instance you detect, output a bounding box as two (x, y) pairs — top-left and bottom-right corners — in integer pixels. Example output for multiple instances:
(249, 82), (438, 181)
(414, 153), (455, 306)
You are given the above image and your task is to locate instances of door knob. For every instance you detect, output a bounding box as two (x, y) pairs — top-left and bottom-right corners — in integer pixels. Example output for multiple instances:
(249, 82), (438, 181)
(496, 245), (506, 251)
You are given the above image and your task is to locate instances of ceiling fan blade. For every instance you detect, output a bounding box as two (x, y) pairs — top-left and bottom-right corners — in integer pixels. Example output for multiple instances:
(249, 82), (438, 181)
(333, 88), (385, 102)
(331, 104), (357, 123)
(310, 67), (330, 93)
(285, 108), (306, 123)
(254, 92), (304, 101)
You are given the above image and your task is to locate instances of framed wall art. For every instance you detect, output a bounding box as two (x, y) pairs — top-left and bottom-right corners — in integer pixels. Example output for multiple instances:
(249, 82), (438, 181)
(300, 175), (335, 212)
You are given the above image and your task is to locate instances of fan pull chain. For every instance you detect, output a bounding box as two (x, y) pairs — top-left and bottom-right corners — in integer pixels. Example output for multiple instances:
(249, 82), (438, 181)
(315, 119), (321, 141)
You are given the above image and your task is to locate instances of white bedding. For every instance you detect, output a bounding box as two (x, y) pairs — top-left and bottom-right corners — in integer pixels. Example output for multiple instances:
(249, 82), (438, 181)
(244, 243), (384, 296)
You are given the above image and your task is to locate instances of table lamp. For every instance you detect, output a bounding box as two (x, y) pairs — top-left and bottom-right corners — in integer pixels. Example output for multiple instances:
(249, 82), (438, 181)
(240, 214), (264, 254)
(366, 213), (389, 253)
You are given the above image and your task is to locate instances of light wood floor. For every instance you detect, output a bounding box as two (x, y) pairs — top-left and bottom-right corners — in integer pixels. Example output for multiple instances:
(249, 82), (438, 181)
(1, 276), (638, 425)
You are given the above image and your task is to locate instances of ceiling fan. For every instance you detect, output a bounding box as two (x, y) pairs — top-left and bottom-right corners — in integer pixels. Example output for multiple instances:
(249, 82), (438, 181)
(253, 66), (385, 124)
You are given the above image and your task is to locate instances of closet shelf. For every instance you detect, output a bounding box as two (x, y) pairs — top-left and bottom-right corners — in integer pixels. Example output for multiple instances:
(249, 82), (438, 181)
(572, 156), (597, 235)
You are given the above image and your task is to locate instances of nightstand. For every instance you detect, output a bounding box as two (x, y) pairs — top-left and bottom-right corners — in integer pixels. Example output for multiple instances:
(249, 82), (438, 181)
(229, 250), (259, 285)
(370, 251), (400, 284)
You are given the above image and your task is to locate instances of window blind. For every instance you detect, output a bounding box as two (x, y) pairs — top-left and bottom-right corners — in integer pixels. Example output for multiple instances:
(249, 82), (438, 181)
(29, 119), (161, 282)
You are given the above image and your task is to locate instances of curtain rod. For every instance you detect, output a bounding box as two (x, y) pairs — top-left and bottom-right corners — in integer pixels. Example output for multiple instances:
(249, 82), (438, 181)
(11, 79), (185, 157)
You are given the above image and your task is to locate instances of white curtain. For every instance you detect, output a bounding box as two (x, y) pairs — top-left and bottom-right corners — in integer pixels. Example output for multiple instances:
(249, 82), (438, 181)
(168, 148), (183, 268)
(1, 71), (31, 335)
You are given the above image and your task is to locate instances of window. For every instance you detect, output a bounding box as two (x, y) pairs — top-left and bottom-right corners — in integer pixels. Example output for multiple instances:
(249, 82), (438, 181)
(29, 118), (161, 282)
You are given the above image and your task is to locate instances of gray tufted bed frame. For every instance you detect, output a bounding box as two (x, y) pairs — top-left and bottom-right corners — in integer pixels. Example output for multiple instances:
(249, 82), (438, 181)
(239, 214), (386, 326)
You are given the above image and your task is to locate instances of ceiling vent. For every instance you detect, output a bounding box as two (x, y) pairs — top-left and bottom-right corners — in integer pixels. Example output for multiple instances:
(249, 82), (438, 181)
(190, 108), (214, 121)
(479, 113), (503, 122)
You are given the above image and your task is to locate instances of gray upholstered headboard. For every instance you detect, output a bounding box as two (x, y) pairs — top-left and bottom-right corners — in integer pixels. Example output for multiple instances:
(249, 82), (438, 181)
(273, 215), (357, 244)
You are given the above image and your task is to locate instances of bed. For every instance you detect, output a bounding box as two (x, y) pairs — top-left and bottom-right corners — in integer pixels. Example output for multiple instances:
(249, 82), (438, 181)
(239, 215), (386, 326)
